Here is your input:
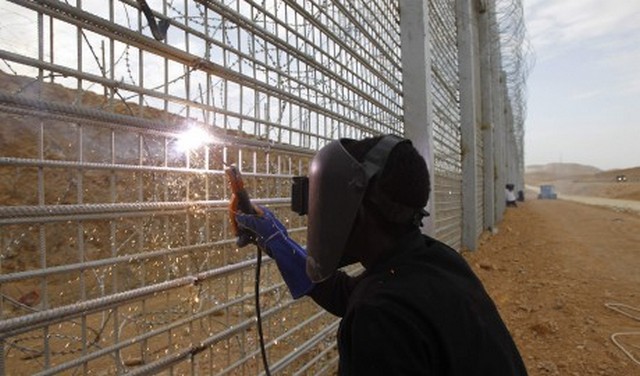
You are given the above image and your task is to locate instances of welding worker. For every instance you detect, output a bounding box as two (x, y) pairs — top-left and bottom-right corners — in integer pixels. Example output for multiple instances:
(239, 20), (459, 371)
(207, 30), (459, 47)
(234, 135), (527, 375)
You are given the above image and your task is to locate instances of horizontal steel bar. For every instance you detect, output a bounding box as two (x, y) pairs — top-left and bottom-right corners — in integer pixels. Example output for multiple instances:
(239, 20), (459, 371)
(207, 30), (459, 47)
(193, 0), (401, 119)
(7, 0), (379, 134)
(292, 339), (338, 376)
(0, 256), (270, 338)
(0, 200), (223, 218)
(0, 241), (225, 284)
(0, 156), (297, 178)
(0, 91), (316, 157)
(0, 208), (183, 225)
(125, 297), (300, 376)
(330, 0), (401, 66)
(219, 308), (331, 375)
(0, 50), (329, 146)
(278, 0), (401, 92)
(135, 0), (402, 124)
(0, 84), (178, 133)
(267, 319), (340, 374)
(34, 281), (287, 376)
(0, 198), (289, 223)
(313, 356), (339, 376)
(0, 225), (306, 283)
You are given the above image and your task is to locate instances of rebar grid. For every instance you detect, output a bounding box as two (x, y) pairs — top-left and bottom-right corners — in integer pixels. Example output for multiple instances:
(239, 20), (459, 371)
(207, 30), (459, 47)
(3, 0), (403, 147)
(0, 1), (403, 373)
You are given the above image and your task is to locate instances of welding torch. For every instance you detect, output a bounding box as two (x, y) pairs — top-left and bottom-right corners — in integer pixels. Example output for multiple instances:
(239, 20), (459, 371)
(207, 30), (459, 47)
(224, 164), (273, 375)
(225, 164), (262, 247)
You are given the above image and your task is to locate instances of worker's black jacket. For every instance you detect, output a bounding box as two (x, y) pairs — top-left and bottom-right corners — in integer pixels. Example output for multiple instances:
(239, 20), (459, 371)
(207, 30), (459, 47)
(309, 230), (528, 375)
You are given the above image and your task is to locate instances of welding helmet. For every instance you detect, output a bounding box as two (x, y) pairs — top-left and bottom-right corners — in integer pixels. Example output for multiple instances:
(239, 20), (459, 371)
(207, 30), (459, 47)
(302, 135), (428, 282)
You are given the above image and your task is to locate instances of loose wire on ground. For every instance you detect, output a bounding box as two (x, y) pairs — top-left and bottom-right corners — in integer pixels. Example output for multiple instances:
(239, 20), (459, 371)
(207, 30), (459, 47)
(605, 302), (640, 366)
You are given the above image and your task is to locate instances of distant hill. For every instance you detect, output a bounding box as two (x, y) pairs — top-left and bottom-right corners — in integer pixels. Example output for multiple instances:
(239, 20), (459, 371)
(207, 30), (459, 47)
(595, 167), (640, 182)
(525, 163), (601, 183)
(525, 164), (640, 201)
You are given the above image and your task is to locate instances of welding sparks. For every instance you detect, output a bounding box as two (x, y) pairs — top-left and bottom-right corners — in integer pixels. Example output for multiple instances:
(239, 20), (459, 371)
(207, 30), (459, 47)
(175, 126), (215, 152)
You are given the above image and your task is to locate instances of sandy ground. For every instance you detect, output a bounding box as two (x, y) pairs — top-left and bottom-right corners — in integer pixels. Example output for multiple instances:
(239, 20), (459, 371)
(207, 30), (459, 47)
(464, 198), (640, 376)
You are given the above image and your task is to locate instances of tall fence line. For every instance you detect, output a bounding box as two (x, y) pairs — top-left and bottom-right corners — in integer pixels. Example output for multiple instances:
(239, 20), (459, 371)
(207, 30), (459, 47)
(0, 0), (527, 374)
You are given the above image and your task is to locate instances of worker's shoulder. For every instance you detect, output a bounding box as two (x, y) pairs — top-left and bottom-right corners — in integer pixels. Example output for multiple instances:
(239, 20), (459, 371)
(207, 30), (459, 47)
(418, 235), (475, 274)
(356, 240), (473, 298)
(383, 236), (485, 302)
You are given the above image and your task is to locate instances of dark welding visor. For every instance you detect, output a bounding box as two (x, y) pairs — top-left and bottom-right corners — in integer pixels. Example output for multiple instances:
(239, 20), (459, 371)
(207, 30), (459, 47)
(300, 135), (413, 282)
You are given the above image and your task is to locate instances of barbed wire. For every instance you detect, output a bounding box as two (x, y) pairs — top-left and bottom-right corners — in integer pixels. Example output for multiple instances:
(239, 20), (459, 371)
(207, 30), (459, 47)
(493, 0), (535, 166)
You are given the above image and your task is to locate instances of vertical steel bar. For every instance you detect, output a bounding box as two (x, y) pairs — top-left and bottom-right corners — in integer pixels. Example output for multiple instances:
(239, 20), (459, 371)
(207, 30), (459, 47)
(182, 6), (193, 375)
(479, 1), (495, 231)
(138, 2), (144, 114)
(49, 10), (54, 83)
(35, 7), (52, 370)
(77, 115), (90, 374)
(105, 1), (123, 372)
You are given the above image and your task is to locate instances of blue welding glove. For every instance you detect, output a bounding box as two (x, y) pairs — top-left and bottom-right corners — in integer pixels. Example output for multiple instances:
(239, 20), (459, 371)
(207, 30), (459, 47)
(235, 206), (314, 299)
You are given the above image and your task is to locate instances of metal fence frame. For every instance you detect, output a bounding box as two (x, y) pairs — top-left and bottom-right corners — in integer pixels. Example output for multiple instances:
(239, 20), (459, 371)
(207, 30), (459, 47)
(0, 0), (525, 374)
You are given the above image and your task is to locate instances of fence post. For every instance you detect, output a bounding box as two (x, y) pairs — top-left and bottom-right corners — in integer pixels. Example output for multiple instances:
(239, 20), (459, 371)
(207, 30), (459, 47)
(506, 107), (518, 190)
(494, 70), (507, 223)
(457, 0), (480, 250)
(479, 0), (495, 231)
(399, 0), (436, 236)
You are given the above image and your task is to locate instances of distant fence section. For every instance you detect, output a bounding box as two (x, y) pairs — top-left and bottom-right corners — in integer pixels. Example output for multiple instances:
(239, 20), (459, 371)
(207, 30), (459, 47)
(428, 0), (463, 249)
(0, 0), (528, 374)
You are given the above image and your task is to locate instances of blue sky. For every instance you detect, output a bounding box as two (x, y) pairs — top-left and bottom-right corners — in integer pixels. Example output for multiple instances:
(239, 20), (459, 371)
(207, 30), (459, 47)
(1, 1), (637, 170)
(523, 0), (640, 170)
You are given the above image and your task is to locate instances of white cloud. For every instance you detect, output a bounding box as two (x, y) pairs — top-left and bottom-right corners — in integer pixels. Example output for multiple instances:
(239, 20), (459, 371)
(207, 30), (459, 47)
(524, 0), (640, 96)
(524, 1), (640, 170)
(525, 0), (640, 50)
(568, 89), (602, 101)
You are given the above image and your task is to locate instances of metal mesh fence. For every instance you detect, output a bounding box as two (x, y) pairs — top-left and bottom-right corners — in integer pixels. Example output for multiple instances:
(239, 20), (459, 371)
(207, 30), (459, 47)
(0, 0), (527, 374)
(0, 0), (401, 374)
(429, 0), (462, 249)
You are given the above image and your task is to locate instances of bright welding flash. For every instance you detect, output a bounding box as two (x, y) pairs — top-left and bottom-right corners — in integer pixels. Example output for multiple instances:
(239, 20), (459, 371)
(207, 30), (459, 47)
(175, 126), (215, 152)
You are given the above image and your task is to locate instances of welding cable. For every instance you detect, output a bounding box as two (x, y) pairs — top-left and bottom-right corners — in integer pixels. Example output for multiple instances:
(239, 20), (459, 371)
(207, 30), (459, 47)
(255, 247), (272, 376)
(605, 302), (640, 366)
(610, 331), (640, 366)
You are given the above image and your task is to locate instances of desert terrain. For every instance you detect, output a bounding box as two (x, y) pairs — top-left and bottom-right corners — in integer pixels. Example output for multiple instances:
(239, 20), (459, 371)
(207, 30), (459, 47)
(463, 163), (640, 375)
(525, 163), (640, 201)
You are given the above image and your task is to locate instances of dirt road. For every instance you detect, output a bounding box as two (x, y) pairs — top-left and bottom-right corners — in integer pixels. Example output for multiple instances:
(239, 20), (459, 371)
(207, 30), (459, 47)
(464, 198), (640, 376)
(525, 185), (640, 214)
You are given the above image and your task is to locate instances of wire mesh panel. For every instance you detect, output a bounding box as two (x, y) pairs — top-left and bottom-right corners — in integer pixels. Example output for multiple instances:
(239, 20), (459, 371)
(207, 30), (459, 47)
(0, 98), (327, 374)
(428, 0), (462, 249)
(0, 0), (402, 374)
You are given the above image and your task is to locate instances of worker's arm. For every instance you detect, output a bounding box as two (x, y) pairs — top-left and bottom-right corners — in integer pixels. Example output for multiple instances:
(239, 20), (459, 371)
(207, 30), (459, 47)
(235, 206), (313, 299)
(307, 271), (364, 317)
(234, 205), (364, 308)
